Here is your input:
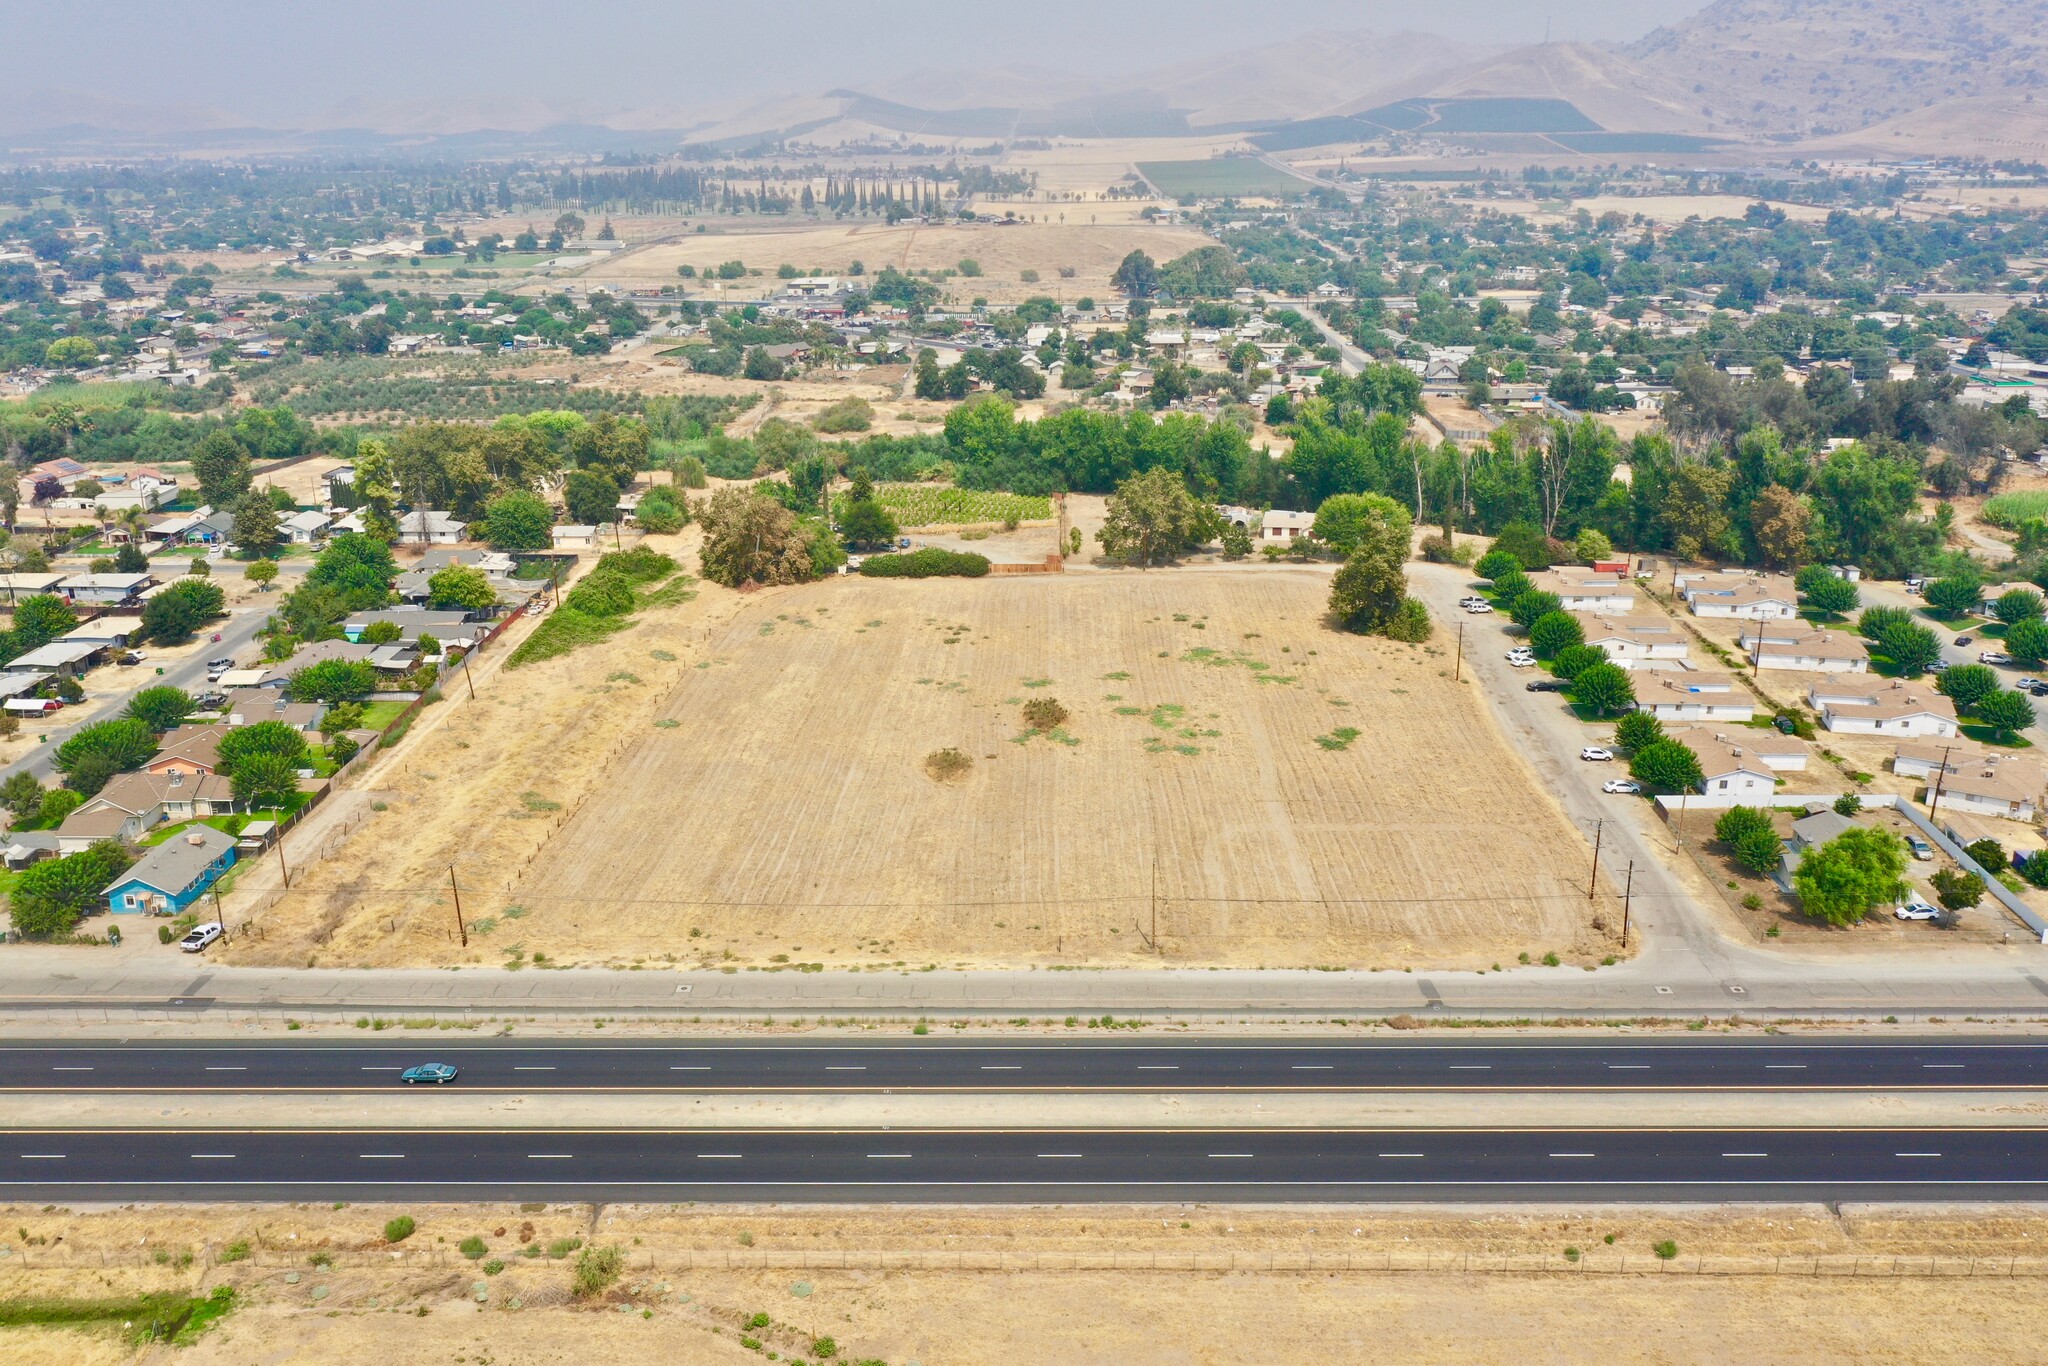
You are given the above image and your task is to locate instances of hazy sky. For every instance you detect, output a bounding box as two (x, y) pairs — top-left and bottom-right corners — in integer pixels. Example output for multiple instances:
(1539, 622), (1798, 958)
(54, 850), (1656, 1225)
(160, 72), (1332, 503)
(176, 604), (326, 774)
(7, 0), (1712, 121)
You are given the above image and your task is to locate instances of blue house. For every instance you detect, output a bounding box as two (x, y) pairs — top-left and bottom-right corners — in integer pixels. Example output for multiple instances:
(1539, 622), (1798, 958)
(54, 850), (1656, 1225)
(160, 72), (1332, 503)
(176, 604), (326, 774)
(102, 826), (238, 915)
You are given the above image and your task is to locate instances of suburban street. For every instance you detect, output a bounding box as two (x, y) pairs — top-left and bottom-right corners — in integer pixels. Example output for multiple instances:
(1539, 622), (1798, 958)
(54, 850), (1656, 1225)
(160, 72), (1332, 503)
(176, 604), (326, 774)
(3, 1038), (2042, 1091)
(0, 1126), (2038, 1203)
(1857, 575), (2048, 748)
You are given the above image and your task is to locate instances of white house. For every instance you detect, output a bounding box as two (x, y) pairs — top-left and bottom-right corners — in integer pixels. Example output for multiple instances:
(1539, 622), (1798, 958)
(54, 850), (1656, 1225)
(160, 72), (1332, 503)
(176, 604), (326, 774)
(1671, 728), (1783, 800)
(1806, 676), (1959, 737)
(1635, 672), (1754, 722)
(552, 524), (598, 550)
(1581, 615), (1691, 668)
(1258, 510), (1315, 544)
(1690, 581), (1800, 620)
(1529, 568), (1636, 615)
(1741, 627), (1870, 673)
(1918, 751), (2045, 823)
(397, 510), (466, 545)
(279, 510), (331, 545)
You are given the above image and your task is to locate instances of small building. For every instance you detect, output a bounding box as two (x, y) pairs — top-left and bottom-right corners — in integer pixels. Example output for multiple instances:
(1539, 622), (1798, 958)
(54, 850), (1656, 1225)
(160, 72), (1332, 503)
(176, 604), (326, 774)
(551, 524), (598, 550)
(1529, 568), (1636, 615)
(1781, 808), (1858, 881)
(0, 573), (69, 599)
(1674, 728), (1783, 800)
(1926, 752), (2045, 823)
(1807, 676), (1959, 737)
(1742, 627), (1870, 673)
(0, 831), (60, 871)
(279, 510), (331, 545)
(1634, 672), (1753, 722)
(6, 640), (104, 677)
(55, 572), (152, 605)
(397, 510), (467, 545)
(101, 826), (238, 915)
(223, 689), (326, 732)
(1257, 510), (1316, 544)
(1582, 615), (1691, 668)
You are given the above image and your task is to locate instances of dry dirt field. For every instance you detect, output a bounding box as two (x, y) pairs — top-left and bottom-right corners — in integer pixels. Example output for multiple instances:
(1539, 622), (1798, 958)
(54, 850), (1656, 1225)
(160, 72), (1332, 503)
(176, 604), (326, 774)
(588, 219), (1214, 303)
(5, 1202), (2047, 1365)
(234, 564), (1617, 971)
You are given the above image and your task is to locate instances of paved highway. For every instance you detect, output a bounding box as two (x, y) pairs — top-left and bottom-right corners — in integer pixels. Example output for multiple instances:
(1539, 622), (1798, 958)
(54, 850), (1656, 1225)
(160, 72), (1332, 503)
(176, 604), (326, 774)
(0, 1127), (2038, 1202)
(3, 1040), (2044, 1090)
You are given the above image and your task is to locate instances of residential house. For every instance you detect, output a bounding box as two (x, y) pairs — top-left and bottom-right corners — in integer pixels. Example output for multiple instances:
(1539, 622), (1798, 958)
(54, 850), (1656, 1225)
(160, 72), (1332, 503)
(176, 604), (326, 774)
(1581, 615), (1691, 669)
(1687, 578), (1800, 621)
(551, 524), (598, 550)
(1806, 676), (1959, 737)
(341, 609), (484, 645)
(279, 510), (331, 545)
(1669, 723), (1807, 772)
(0, 831), (60, 871)
(1893, 740), (1977, 783)
(1741, 627), (1870, 673)
(1258, 510), (1316, 544)
(55, 572), (152, 605)
(6, 640), (103, 677)
(1922, 752), (2045, 823)
(32, 457), (90, 489)
(1780, 808), (1857, 881)
(395, 549), (514, 602)
(0, 573), (67, 599)
(1529, 568), (1636, 615)
(54, 769), (236, 853)
(223, 689), (326, 732)
(1634, 672), (1754, 722)
(255, 639), (416, 688)
(144, 724), (233, 779)
(101, 826), (237, 915)
(397, 510), (467, 545)
(1672, 728), (1783, 800)
(323, 465), (355, 504)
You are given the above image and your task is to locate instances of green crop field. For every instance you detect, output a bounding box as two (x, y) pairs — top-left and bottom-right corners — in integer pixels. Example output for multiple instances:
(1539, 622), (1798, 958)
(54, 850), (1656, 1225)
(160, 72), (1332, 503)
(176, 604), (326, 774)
(1137, 160), (1312, 199)
(1983, 491), (2048, 528)
(862, 484), (1053, 527)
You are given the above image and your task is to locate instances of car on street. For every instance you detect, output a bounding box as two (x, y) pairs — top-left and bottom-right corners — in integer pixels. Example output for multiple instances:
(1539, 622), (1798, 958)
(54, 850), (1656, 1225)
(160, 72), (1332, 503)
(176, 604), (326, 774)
(194, 692), (228, 710)
(1525, 679), (1568, 692)
(1580, 746), (1615, 762)
(205, 657), (235, 671)
(1506, 654), (1535, 668)
(1979, 650), (2010, 665)
(1894, 895), (1940, 921)
(177, 922), (223, 953)
(1602, 778), (1641, 794)
(2019, 678), (2044, 692)
(1459, 596), (1487, 607)
(1464, 602), (1494, 614)
(1954, 635), (1972, 647)
(400, 1063), (459, 1085)
(1928, 660), (1950, 674)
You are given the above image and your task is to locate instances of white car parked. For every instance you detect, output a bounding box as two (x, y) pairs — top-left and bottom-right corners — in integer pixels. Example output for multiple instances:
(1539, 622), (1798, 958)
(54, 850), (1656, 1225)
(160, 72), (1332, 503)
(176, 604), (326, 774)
(1980, 651), (2012, 665)
(178, 922), (224, 953)
(1894, 895), (1940, 921)
(1602, 778), (1642, 794)
(1580, 746), (1615, 762)
(1464, 602), (1495, 614)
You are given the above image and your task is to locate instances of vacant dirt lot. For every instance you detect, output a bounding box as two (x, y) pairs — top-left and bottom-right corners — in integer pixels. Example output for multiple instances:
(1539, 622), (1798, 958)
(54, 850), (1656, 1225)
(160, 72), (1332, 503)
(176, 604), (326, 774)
(230, 567), (1614, 971)
(590, 219), (1214, 302)
(4, 1203), (2046, 1365)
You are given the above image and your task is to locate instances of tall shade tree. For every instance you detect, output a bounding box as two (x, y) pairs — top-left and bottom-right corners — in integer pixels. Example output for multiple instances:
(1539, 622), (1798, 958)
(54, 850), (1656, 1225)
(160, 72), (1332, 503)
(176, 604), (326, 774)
(1793, 827), (1908, 927)
(1994, 588), (2046, 626)
(1628, 738), (1703, 794)
(1095, 468), (1224, 567)
(1571, 662), (1637, 717)
(1975, 689), (2037, 741)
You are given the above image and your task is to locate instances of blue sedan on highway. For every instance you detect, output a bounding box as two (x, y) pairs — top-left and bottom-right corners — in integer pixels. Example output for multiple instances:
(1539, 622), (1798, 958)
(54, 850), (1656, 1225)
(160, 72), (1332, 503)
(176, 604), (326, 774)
(399, 1063), (459, 1085)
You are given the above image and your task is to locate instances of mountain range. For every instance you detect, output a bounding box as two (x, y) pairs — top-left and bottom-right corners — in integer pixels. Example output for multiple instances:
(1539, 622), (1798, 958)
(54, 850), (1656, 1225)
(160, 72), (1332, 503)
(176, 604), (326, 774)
(1, 0), (2041, 158)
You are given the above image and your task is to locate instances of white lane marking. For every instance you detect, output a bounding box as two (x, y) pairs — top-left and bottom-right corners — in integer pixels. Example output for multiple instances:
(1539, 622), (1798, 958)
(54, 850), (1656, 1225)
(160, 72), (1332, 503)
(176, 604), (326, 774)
(866, 1153), (912, 1159)
(51, 1067), (93, 1072)
(1606, 1065), (1651, 1070)
(1037, 1153), (1084, 1159)
(1895, 1152), (1943, 1158)
(1291, 1065), (1333, 1071)
(190, 1153), (236, 1160)
(360, 1067), (403, 1071)
(1764, 1065), (1806, 1070)
(358, 1154), (406, 1160)
(696, 1154), (743, 1160)
(526, 1153), (574, 1159)
(514, 1067), (555, 1071)
(18, 1154), (64, 1160)
(1448, 1066), (1492, 1070)
(1378, 1153), (1425, 1159)
(1136, 1065), (1179, 1070)
(670, 1066), (710, 1071)
(1208, 1153), (1255, 1159)
(1549, 1153), (1596, 1159)
(205, 1067), (246, 1071)
(1922, 1064), (1965, 1069)
(1722, 1152), (1769, 1158)
(825, 1066), (866, 1071)
(980, 1065), (1022, 1070)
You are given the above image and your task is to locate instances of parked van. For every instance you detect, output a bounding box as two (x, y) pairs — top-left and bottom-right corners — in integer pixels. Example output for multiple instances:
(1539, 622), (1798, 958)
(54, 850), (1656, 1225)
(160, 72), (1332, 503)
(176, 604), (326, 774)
(3, 698), (61, 717)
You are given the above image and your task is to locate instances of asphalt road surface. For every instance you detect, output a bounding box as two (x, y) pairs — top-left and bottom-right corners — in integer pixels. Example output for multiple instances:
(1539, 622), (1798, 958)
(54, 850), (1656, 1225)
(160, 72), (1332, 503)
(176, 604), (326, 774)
(4, 1040), (2043, 1090)
(0, 1128), (2038, 1202)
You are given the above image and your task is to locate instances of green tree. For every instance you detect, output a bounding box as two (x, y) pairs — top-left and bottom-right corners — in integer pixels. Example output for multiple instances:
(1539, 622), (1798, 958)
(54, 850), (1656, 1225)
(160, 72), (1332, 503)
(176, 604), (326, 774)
(8, 841), (131, 937)
(1976, 689), (2037, 741)
(286, 659), (378, 704)
(839, 498), (899, 549)
(1878, 620), (1942, 676)
(11, 594), (77, 650)
(140, 578), (226, 644)
(1714, 805), (1782, 876)
(1528, 610), (1584, 659)
(114, 542), (149, 575)
(1614, 710), (1665, 752)
(635, 487), (686, 534)
(1508, 590), (1562, 628)
(1111, 250), (1158, 298)
(1922, 575), (1983, 618)
(1573, 527), (1614, 564)
(1994, 588), (2046, 625)
(125, 685), (194, 733)
(1931, 867), (1985, 910)
(244, 559), (279, 591)
(44, 335), (99, 369)
(1313, 493), (1408, 556)
(1857, 605), (1912, 641)
(1474, 548), (1521, 581)
(190, 429), (253, 509)
(233, 495), (280, 556)
(1490, 522), (1552, 570)
(481, 488), (554, 551)
(1657, 462), (1734, 560)
(1793, 827), (1908, 926)
(1800, 575), (1859, 618)
(1489, 568), (1532, 603)
(1936, 662), (1999, 710)
(696, 487), (817, 588)
(1571, 662), (1636, 716)
(231, 751), (299, 810)
(216, 720), (309, 776)
(1095, 467), (1224, 566)
(1553, 643), (1608, 680)
(426, 565), (497, 613)
(350, 438), (400, 543)
(564, 467), (624, 526)
(53, 718), (155, 781)
(1629, 738), (1703, 794)
(2003, 617), (2048, 664)
(0, 771), (44, 822)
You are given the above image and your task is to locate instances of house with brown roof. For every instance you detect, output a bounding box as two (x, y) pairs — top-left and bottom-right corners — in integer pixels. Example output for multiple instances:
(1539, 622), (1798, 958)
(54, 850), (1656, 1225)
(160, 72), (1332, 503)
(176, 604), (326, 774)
(53, 769), (236, 853)
(1634, 671), (1754, 722)
(1581, 615), (1691, 668)
(1666, 727), (1787, 800)
(1740, 626), (1870, 673)
(1924, 752), (2045, 823)
(1688, 576), (1799, 621)
(1806, 676), (1958, 737)
(222, 689), (326, 732)
(144, 723), (233, 779)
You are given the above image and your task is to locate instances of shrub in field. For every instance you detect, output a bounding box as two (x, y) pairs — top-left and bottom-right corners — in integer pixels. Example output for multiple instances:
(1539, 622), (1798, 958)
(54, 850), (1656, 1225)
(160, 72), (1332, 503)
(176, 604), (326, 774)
(1022, 698), (1069, 731)
(858, 548), (991, 578)
(459, 1236), (488, 1260)
(571, 1244), (624, 1298)
(384, 1216), (415, 1244)
(923, 748), (973, 781)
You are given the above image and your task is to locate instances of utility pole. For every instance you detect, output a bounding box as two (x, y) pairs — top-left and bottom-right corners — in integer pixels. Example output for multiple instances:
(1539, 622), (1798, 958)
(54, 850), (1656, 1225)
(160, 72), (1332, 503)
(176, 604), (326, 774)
(461, 649), (476, 702)
(1926, 742), (1956, 821)
(1588, 818), (1603, 901)
(1621, 861), (1634, 948)
(275, 836), (289, 890)
(1455, 619), (1465, 682)
(449, 866), (468, 947)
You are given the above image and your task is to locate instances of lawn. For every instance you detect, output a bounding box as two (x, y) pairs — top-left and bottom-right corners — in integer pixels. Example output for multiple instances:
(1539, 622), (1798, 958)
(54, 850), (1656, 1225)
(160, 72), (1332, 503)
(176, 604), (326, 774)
(357, 700), (412, 732)
(1137, 159), (1314, 199)
(141, 814), (246, 846)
